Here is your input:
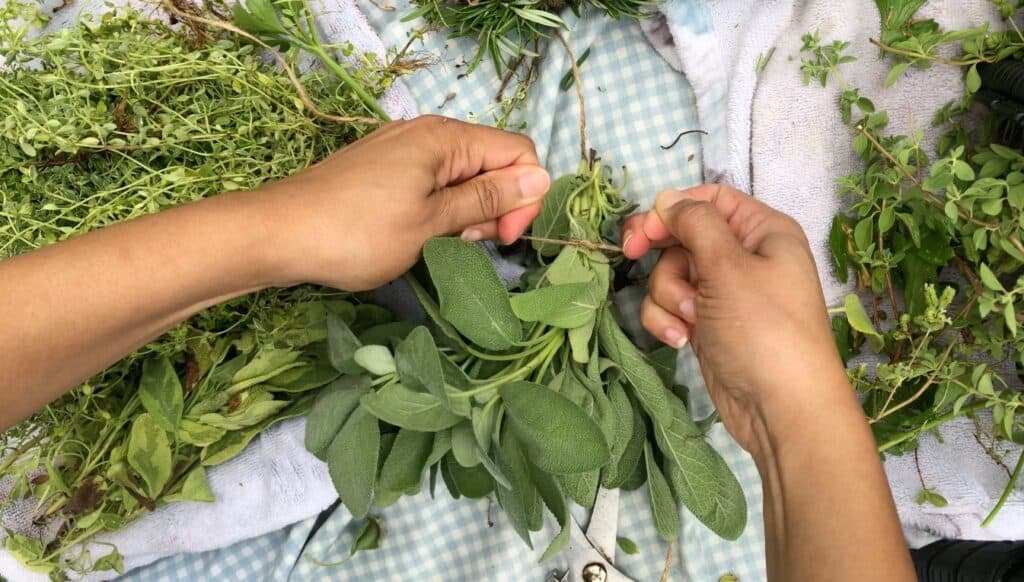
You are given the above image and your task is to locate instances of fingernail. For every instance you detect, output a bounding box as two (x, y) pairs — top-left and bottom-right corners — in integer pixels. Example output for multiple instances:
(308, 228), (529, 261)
(461, 228), (483, 242)
(518, 167), (550, 200)
(621, 230), (633, 255)
(664, 328), (688, 350)
(654, 188), (692, 216)
(679, 299), (696, 323)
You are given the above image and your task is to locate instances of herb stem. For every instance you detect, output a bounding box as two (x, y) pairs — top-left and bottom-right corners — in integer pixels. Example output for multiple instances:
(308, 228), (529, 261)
(877, 401), (987, 453)
(554, 29), (587, 160)
(0, 433), (42, 475)
(871, 342), (955, 423)
(454, 334), (564, 398)
(982, 448), (1024, 526)
(869, 38), (993, 66)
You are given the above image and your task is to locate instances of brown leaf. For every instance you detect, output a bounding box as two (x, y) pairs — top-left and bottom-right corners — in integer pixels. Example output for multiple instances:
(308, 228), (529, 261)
(65, 478), (104, 516)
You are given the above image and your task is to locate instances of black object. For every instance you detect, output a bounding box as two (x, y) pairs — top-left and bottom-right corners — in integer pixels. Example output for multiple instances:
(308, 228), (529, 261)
(912, 539), (1024, 581)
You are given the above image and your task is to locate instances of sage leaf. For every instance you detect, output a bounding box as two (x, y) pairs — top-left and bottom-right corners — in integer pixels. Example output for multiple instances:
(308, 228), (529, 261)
(656, 399), (746, 540)
(510, 283), (593, 328)
(138, 357), (183, 433)
(471, 403), (498, 453)
(264, 361), (340, 393)
(531, 176), (578, 256)
(475, 445), (512, 490)
(395, 326), (448, 407)
(361, 383), (463, 431)
(546, 246), (594, 285)
(359, 321), (417, 347)
(443, 454), (494, 499)
(127, 413), (172, 499)
(559, 470), (599, 509)
(423, 238), (522, 350)
(378, 429), (433, 494)
(603, 402), (645, 489)
(353, 345), (396, 376)
(530, 464), (570, 562)
(496, 432), (542, 546)
(598, 309), (672, 426)
(500, 382), (609, 474)
(568, 316), (597, 363)
(327, 407), (379, 518)
(229, 347), (303, 393)
(617, 536), (639, 555)
(451, 422), (480, 467)
(304, 376), (371, 459)
(645, 444), (680, 542)
(327, 312), (362, 371)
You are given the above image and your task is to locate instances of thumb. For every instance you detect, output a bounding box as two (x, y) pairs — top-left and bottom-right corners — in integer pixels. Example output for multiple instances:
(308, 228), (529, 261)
(431, 165), (550, 236)
(653, 188), (745, 273)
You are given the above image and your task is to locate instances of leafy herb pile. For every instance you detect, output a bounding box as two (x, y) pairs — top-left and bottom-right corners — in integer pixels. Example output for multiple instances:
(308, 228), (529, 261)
(405, 0), (659, 73)
(0, 2), (392, 577)
(802, 0), (1024, 523)
(305, 155), (747, 559)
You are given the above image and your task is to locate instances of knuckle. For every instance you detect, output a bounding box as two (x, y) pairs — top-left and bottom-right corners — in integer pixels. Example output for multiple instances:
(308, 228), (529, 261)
(639, 297), (658, 330)
(473, 178), (503, 217)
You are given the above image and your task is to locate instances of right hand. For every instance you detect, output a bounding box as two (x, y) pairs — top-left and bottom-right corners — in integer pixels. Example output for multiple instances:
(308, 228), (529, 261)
(621, 184), (854, 456)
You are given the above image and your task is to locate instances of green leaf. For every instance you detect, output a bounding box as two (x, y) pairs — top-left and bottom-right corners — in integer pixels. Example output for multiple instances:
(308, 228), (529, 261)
(92, 547), (125, 575)
(443, 454), (494, 499)
(617, 536), (639, 555)
(510, 282), (593, 328)
(353, 345), (396, 376)
(529, 463), (570, 562)
(885, 62), (910, 87)
(138, 357), (184, 433)
(326, 407), (379, 518)
(395, 326), (448, 407)
(655, 399), (746, 540)
(361, 383), (463, 431)
(327, 313), (362, 371)
(844, 294), (884, 351)
(378, 429), (433, 494)
(559, 47), (591, 92)
(127, 413), (173, 499)
(602, 382), (635, 484)
(829, 215), (850, 283)
(232, 0), (287, 37)
(500, 381), (609, 474)
(496, 432), (542, 546)
(166, 466), (215, 503)
(645, 444), (680, 542)
(423, 238), (522, 350)
(451, 422), (480, 467)
(878, 206), (896, 234)
(979, 264), (1005, 292)
(953, 160), (975, 181)
(178, 419), (227, 447)
(990, 143), (1021, 160)
(304, 376), (371, 459)
(558, 470), (599, 509)
(603, 402), (646, 489)
(1006, 302), (1018, 337)
(230, 347), (303, 392)
(965, 64), (981, 93)
(916, 488), (949, 507)
(359, 321), (417, 347)
(531, 176), (579, 256)
(5, 534), (49, 573)
(598, 310), (672, 426)
(203, 394), (315, 466)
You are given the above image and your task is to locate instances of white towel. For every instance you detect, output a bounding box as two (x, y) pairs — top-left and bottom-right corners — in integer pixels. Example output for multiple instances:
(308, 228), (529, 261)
(651, 0), (1024, 544)
(0, 1), (416, 580)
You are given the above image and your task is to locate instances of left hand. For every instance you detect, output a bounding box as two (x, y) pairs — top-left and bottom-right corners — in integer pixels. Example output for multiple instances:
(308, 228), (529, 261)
(254, 115), (550, 291)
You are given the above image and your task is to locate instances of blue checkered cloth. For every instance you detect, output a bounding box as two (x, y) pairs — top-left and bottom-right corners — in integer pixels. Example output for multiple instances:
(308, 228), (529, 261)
(127, 2), (767, 580)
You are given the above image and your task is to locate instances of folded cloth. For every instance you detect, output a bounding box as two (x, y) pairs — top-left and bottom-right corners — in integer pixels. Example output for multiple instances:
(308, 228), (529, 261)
(652, 0), (1024, 545)
(0, 1), (416, 579)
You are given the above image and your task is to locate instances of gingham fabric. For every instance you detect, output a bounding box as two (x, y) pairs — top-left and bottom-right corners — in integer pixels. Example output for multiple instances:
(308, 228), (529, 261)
(127, 2), (768, 580)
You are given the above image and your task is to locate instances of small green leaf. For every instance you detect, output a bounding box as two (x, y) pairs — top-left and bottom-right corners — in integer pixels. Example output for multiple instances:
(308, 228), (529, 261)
(451, 422), (480, 467)
(965, 64), (981, 94)
(617, 536), (639, 555)
(326, 407), (379, 518)
(500, 382), (609, 474)
(829, 215), (850, 283)
(304, 376), (371, 459)
(138, 357), (184, 433)
(353, 345), (396, 376)
(395, 326), (448, 407)
(885, 62), (910, 87)
(443, 454), (494, 499)
(167, 467), (215, 503)
(530, 463), (570, 562)
(496, 432), (542, 546)
(878, 206), (896, 233)
(916, 488), (949, 507)
(423, 238), (522, 350)
(127, 413), (173, 499)
(92, 547), (125, 575)
(510, 282), (593, 328)
(361, 383), (463, 431)
(645, 444), (680, 542)
(558, 470), (599, 509)
(844, 294), (884, 351)
(1005, 302), (1018, 337)
(979, 264), (1005, 291)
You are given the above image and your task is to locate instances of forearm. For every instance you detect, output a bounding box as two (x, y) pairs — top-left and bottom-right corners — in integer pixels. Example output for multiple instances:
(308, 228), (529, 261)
(0, 190), (280, 431)
(753, 374), (915, 582)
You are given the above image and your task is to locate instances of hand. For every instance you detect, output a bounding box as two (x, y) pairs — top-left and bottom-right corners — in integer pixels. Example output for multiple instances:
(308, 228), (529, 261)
(621, 184), (854, 456)
(254, 115), (550, 291)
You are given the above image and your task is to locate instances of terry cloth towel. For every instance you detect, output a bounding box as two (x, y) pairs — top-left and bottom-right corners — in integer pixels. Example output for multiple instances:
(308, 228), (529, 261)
(652, 0), (1024, 544)
(0, 1), (416, 580)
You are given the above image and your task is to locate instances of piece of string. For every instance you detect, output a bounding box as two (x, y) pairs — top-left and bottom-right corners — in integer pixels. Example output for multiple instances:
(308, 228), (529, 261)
(518, 235), (622, 254)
